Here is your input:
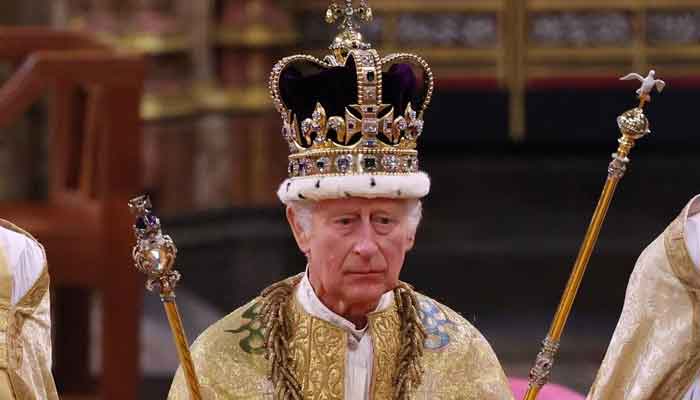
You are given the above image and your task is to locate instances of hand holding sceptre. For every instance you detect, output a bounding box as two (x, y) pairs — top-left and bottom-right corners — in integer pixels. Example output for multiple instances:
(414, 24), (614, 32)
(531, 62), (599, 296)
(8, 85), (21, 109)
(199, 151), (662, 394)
(128, 195), (203, 400)
(522, 71), (664, 400)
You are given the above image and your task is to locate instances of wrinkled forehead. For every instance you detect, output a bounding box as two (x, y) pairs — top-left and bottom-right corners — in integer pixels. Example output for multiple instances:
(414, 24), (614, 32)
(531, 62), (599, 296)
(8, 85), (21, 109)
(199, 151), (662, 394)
(314, 197), (410, 215)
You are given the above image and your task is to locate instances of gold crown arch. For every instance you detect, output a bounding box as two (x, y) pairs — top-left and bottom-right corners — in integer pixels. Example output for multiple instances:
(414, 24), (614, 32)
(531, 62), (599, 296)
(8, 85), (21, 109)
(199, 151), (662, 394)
(268, 0), (434, 180)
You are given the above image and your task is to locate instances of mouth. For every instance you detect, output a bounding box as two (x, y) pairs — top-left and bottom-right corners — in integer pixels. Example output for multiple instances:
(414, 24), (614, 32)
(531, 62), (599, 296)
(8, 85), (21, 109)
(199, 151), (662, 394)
(344, 270), (386, 278)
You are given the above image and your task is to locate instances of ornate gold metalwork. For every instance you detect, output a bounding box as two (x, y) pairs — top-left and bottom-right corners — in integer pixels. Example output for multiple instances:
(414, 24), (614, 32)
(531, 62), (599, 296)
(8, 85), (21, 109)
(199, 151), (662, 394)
(325, 0), (373, 64)
(129, 195), (180, 296)
(527, 337), (560, 389)
(128, 195), (203, 400)
(523, 71), (661, 400)
(268, 2), (435, 181)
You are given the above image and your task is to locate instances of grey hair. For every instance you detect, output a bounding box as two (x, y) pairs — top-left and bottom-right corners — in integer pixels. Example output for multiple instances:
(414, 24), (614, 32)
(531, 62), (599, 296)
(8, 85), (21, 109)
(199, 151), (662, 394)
(406, 199), (422, 233)
(288, 199), (423, 235)
(289, 200), (315, 233)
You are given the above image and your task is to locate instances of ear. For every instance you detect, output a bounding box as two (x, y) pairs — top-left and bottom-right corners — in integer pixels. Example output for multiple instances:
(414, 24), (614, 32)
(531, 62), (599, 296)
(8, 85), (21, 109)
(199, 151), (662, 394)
(286, 206), (311, 254)
(405, 233), (415, 252)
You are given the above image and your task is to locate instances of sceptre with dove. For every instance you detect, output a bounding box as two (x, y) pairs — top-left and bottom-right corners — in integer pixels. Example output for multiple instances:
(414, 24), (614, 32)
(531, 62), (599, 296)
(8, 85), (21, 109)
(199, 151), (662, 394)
(522, 70), (664, 399)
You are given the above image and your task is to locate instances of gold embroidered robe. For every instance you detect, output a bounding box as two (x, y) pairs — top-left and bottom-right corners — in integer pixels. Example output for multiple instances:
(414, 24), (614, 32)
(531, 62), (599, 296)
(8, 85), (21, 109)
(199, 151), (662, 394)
(586, 197), (700, 400)
(168, 284), (513, 400)
(0, 220), (58, 400)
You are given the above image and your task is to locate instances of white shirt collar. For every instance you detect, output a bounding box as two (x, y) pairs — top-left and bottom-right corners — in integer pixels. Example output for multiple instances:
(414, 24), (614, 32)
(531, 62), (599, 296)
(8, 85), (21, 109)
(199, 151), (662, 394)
(295, 268), (394, 339)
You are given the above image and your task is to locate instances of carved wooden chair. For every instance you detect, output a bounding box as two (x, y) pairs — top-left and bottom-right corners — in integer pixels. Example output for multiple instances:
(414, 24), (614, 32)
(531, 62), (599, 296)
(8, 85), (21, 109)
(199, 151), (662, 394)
(0, 27), (144, 399)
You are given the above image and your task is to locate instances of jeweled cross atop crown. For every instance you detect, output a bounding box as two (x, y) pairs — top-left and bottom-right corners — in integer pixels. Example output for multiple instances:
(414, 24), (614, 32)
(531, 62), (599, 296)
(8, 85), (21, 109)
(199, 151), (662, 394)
(324, 0), (374, 64)
(326, 0), (373, 32)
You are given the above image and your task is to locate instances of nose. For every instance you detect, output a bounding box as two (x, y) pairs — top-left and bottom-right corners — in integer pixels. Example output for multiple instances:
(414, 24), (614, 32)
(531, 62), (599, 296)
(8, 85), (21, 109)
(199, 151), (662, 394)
(352, 220), (379, 260)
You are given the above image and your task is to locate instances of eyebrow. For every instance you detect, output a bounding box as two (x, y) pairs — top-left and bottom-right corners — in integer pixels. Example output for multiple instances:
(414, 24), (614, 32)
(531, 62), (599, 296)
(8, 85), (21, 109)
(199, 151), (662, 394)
(326, 208), (402, 217)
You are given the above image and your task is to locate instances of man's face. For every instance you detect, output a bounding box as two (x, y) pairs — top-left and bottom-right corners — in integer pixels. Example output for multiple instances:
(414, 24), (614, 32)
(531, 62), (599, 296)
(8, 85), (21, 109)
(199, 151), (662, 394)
(291, 198), (415, 311)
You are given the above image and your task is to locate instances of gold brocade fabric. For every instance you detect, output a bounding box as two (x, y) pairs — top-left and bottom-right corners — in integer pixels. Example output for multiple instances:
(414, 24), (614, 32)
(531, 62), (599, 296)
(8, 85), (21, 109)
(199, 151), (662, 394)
(168, 281), (513, 400)
(0, 219), (58, 400)
(586, 196), (700, 400)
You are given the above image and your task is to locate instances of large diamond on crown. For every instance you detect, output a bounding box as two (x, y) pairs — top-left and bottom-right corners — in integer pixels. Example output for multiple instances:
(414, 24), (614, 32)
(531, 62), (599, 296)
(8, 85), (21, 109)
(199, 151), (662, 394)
(269, 48), (433, 178)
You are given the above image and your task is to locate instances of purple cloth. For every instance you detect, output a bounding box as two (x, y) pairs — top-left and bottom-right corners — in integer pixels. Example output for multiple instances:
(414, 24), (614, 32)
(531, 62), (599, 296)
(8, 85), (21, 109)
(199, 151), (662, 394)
(279, 54), (418, 124)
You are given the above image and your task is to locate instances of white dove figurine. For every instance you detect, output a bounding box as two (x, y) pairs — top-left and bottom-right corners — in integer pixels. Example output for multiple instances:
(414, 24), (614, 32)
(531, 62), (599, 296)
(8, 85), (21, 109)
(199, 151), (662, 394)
(619, 70), (666, 101)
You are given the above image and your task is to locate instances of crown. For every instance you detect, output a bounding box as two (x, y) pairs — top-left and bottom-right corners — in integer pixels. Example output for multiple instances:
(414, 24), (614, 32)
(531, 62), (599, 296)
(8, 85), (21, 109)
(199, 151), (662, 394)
(270, 1), (434, 203)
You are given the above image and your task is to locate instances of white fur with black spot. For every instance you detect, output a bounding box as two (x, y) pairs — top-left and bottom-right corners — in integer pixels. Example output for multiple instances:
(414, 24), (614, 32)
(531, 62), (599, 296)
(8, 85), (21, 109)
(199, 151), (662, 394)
(276, 172), (430, 204)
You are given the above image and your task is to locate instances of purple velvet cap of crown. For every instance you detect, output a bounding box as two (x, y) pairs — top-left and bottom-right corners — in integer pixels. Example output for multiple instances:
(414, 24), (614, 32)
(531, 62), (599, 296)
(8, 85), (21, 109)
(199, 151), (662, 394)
(279, 54), (418, 123)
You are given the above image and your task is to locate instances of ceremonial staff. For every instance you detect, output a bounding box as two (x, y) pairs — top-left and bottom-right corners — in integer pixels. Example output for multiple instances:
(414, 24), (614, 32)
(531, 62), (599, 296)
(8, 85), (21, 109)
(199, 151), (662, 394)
(523, 70), (665, 400)
(128, 195), (203, 400)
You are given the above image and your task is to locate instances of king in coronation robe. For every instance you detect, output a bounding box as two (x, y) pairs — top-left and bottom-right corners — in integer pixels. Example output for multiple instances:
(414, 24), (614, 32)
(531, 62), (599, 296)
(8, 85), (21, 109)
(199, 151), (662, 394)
(167, 1), (700, 399)
(169, 1), (512, 399)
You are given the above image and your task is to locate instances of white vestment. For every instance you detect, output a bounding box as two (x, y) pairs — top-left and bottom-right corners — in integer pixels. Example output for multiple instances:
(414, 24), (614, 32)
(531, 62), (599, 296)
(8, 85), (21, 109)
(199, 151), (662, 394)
(587, 195), (700, 400)
(0, 219), (58, 399)
(683, 199), (700, 399)
(0, 225), (44, 305)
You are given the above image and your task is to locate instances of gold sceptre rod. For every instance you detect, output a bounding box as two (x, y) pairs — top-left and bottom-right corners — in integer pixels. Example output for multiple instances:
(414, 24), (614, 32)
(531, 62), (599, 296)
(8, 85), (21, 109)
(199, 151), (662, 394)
(128, 195), (203, 400)
(523, 70), (665, 400)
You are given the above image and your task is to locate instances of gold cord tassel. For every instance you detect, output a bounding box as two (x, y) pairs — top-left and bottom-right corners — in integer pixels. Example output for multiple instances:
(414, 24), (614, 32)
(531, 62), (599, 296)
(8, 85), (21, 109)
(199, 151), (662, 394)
(393, 282), (427, 400)
(261, 277), (304, 400)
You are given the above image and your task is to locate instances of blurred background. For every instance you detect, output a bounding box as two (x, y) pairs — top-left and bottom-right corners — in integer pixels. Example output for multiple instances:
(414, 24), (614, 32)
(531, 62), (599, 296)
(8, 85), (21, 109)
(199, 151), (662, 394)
(1, 0), (699, 398)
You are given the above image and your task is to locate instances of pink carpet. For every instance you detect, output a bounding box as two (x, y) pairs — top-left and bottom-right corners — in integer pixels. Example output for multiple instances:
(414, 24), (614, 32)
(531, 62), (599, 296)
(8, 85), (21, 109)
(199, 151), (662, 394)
(510, 378), (585, 400)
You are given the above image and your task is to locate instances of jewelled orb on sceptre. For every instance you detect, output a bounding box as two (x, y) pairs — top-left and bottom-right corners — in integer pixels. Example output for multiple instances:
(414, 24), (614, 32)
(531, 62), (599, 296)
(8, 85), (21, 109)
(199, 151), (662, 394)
(608, 70), (664, 180)
(128, 195), (180, 295)
(617, 69), (665, 140)
(617, 107), (650, 141)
